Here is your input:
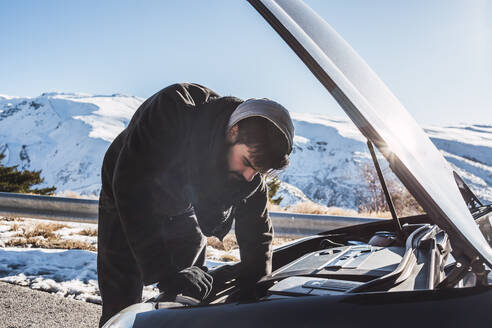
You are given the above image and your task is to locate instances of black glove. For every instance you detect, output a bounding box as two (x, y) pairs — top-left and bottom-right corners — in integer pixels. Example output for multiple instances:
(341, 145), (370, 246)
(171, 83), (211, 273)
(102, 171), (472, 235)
(162, 266), (213, 300)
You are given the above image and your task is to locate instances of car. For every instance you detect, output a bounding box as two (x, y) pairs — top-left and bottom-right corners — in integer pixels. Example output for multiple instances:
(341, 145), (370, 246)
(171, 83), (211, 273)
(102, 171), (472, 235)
(103, 0), (492, 327)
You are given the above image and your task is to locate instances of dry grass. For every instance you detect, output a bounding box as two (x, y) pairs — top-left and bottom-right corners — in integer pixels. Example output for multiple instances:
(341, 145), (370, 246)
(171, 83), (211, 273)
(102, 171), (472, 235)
(18, 229), (57, 239)
(9, 223), (20, 232)
(357, 211), (392, 218)
(208, 234), (297, 251)
(271, 236), (297, 246)
(2, 216), (24, 222)
(78, 228), (98, 237)
(56, 190), (99, 200)
(266, 202), (284, 212)
(207, 235), (238, 251)
(15, 222), (69, 239)
(39, 222), (70, 231)
(219, 254), (238, 262)
(6, 221), (96, 251)
(4, 237), (96, 251)
(270, 200), (353, 216)
(269, 200), (393, 219)
(281, 201), (363, 216)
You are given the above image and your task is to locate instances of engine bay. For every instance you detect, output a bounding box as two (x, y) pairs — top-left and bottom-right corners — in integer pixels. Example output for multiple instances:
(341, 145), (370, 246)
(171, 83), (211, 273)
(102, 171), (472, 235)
(251, 222), (457, 301)
(149, 210), (492, 308)
(264, 244), (404, 299)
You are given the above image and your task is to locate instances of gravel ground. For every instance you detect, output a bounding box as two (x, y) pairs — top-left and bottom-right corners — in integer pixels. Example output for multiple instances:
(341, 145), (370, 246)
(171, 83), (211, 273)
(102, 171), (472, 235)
(0, 282), (101, 328)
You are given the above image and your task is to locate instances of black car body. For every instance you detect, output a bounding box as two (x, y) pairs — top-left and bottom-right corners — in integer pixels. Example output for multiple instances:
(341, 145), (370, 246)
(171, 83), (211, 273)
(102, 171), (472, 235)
(103, 1), (492, 326)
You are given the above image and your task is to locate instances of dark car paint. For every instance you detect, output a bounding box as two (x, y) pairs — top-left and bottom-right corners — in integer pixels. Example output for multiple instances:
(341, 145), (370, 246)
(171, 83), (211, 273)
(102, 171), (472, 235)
(133, 286), (492, 327)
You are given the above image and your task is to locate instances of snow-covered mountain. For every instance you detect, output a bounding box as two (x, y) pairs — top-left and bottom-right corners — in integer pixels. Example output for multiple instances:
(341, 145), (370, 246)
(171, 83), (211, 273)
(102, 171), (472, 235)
(0, 93), (143, 195)
(280, 113), (492, 208)
(1, 93), (491, 209)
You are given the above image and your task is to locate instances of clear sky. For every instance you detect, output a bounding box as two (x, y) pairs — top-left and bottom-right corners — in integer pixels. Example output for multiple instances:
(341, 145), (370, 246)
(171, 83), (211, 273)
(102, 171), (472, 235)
(0, 0), (490, 124)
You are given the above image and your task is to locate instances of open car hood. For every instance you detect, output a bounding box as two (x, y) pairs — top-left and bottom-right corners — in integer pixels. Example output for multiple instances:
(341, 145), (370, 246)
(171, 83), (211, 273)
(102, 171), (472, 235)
(248, 0), (492, 267)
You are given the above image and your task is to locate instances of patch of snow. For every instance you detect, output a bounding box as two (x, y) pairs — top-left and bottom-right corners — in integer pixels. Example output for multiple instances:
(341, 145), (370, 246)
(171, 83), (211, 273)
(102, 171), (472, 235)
(0, 247), (100, 302)
(276, 182), (311, 207)
(0, 217), (254, 304)
(206, 246), (240, 262)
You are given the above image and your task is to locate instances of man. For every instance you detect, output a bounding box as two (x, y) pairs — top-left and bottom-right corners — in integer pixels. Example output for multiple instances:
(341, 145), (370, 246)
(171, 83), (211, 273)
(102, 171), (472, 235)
(97, 83), (294, 326)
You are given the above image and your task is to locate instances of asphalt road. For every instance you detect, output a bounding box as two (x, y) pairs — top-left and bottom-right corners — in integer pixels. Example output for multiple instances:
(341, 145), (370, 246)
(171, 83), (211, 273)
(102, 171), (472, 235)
(0, 282), (101, 328)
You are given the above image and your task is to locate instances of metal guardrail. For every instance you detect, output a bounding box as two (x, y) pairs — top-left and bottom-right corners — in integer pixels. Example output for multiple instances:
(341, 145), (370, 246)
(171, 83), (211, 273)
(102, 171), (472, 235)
(0, 192), (98, 224)
(269, 212), (383, 236)
(0, 192), (385, 235)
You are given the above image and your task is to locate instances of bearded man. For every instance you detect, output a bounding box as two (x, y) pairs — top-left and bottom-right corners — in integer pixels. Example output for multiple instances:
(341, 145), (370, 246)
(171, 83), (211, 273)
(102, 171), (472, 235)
(97, 83), (294, 326)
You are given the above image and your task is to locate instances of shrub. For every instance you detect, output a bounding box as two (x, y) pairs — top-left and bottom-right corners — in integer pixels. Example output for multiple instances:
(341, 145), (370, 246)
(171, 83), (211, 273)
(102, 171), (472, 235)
(78, 228), (98, 237)
(356, 162), (424, 217)
(0, 154), (56, 195)
(266, 176), (283, 205)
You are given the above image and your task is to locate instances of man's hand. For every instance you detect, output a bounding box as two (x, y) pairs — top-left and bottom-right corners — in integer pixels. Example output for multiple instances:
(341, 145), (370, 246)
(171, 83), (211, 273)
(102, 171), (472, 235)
(161, 266), (213, 300)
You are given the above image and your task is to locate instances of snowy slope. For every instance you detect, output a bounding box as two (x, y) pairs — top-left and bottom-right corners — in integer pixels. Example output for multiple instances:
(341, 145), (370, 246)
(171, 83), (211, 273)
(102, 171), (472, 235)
(278, 114), (370, 208)
(0, 93), (143, 195)
(0, 92), (490, 208)
(424, 124), (492, 203)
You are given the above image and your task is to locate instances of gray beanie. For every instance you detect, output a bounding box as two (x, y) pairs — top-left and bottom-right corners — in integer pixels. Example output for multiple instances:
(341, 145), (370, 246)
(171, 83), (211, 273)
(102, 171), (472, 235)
(227, 98), (295, 153)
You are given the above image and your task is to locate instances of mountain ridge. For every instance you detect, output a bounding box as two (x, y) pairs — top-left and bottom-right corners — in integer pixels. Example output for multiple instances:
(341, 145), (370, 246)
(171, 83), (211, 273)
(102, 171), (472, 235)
(1, 92), (490, 209)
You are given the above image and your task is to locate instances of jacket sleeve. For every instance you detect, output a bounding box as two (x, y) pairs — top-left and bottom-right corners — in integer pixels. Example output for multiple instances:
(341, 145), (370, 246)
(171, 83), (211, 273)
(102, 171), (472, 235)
(234, 178), (274, 292)
(111, 83), (217, 285)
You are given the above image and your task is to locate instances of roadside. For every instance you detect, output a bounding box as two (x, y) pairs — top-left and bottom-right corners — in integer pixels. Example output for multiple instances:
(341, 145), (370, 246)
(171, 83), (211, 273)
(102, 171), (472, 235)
(0, 281), (100, 328)
(0, 216), (297, 305)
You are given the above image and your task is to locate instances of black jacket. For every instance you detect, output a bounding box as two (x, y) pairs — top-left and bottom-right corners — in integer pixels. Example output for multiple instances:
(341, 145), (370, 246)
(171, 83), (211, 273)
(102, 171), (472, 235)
(101, 83), (273, 287)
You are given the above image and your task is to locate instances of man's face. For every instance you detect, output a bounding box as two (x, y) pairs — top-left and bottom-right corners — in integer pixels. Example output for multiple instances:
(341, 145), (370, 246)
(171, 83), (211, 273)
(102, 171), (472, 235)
(226, 143), (259, 183)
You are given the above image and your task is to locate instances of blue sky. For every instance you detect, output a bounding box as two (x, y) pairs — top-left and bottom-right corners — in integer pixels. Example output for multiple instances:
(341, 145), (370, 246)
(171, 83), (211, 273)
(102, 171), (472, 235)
(0, 0), (490, 124)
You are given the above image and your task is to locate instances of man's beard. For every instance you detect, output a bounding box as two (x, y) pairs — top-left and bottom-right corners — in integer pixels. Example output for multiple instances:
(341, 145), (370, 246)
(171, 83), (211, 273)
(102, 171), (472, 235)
(224, 141), (247, 183)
